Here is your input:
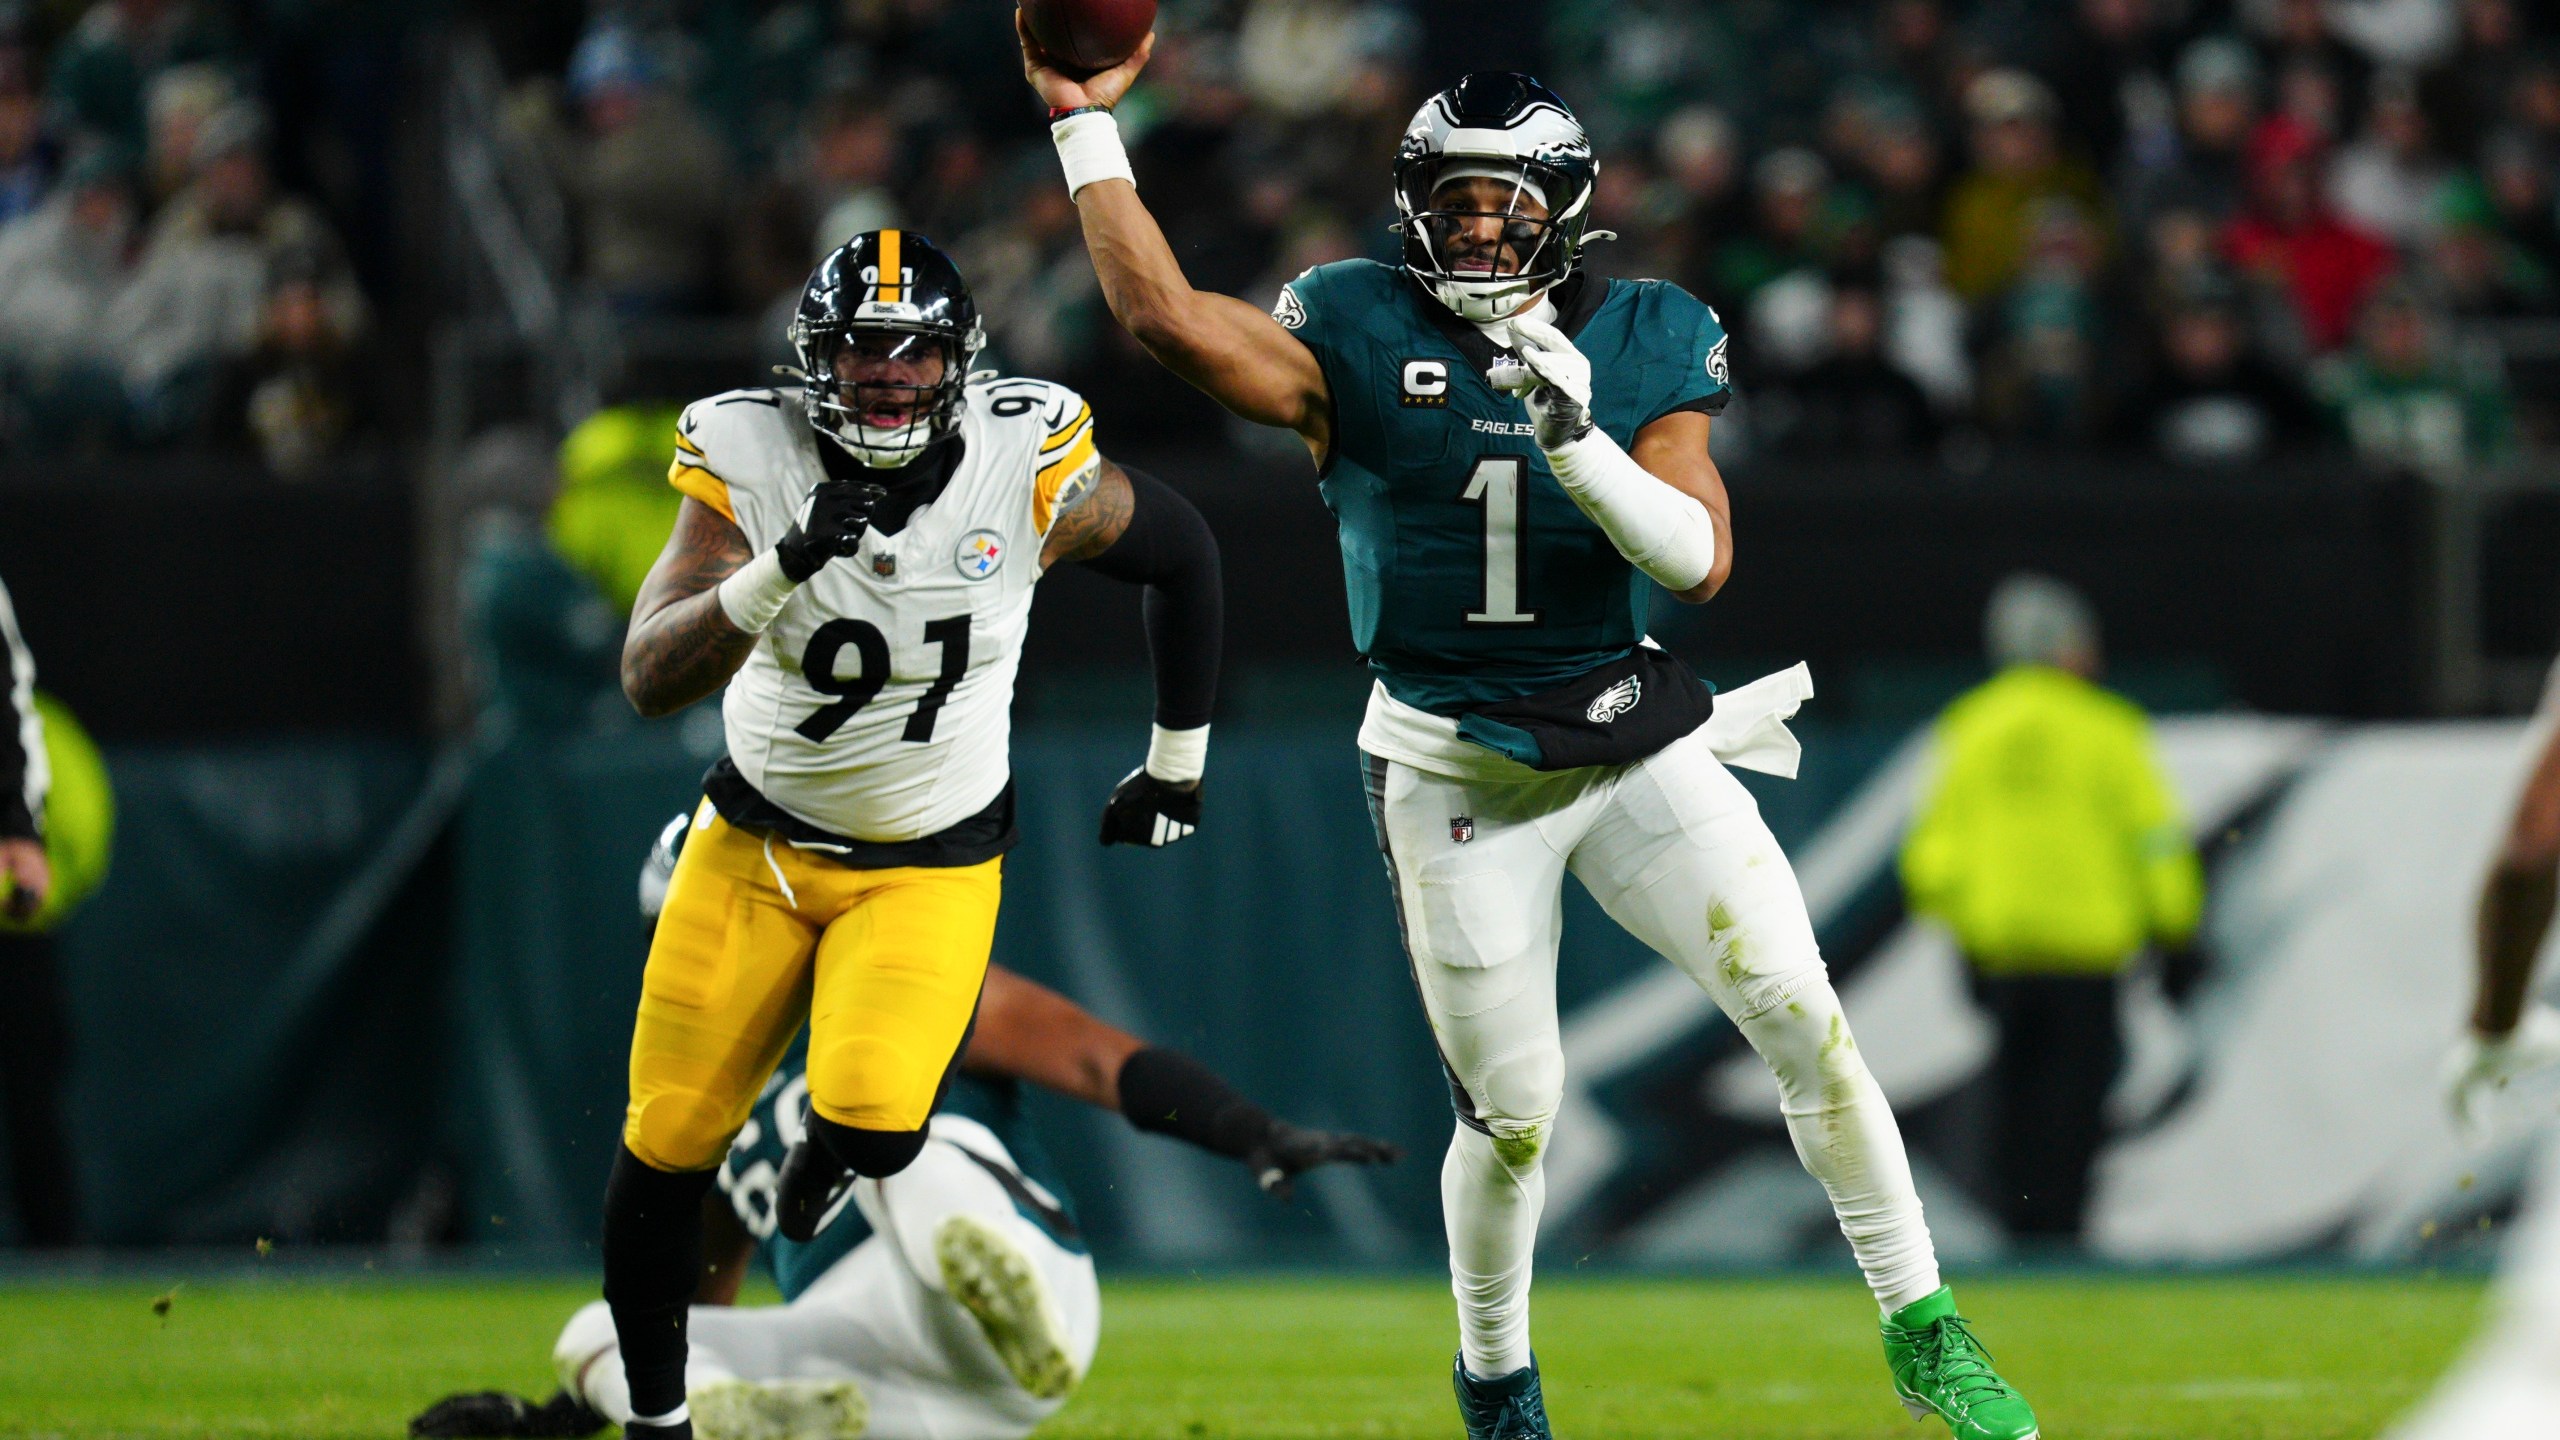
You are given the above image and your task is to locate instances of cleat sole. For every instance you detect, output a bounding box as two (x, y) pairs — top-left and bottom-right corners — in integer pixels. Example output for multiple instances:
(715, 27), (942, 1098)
(690, 1379), (868, 1440)
(936, 1213), (1078, 1400)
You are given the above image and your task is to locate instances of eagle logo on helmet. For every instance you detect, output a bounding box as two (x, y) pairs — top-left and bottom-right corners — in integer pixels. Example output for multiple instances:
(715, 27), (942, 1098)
(1391, 73), (1603, 325)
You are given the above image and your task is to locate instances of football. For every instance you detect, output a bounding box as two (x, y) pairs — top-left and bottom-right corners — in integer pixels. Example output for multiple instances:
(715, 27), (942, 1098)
(1022, 0), (1155, 75)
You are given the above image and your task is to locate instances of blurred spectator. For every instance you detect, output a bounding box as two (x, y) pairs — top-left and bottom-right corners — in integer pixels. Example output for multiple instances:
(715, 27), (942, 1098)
(557, 22), (730, 315)
(139, 60), (226, 206)
(1978, 201), (2112, 442)
(2046, 0), (2181, 173)
(2121, 38), (2261, 234)
(805, 93), (899, 258)
(0, 145), (137, 448)
(2423, 176), (2558, 318)
(549, 401), (687, 615)
(2479, 129), (2560, 281)
(1718, 146), (1842, 342)
(42, 0), (234, 152)
(2249, 0), (2375, 125)
(1654, 104), (1748, 296)
(1901, 574), (2204, 1245)
(960, 160), (1101, 378)
(108, 105), (365, 443)
(1941, 70), (2111, 301)
(226, 244), (360, 476)
(2422, 0), (2533, 156)
(1856, 93), (1949, 241)
(0, 48), (51, 225)
(2223, 115), (2395, 352)
(460, 425), (627, 736)
(2115, 271), (2323, 463)
(1763, 271), (1940, 457)
(2328, 70), (2456, 246)
(1882, 233), (1974, 413)
(2316, 280), (2513, 472)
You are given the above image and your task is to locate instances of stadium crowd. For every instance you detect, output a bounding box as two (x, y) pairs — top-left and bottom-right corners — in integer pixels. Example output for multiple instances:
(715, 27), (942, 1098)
(0, 0), (2556, 474)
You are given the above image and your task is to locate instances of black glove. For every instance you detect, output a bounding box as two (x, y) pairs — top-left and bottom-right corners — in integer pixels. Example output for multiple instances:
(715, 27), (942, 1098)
(409, 1390), (604, 1439)
(1245, 1119), (1405, 1200)
(774, 479), (889, 582)
(1098, 769), (1201, 847)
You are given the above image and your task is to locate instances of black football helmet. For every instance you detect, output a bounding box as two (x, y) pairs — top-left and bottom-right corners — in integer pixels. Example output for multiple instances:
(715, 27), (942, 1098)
(787, 229), (986, 466)
(1392, 73), (1602, 323)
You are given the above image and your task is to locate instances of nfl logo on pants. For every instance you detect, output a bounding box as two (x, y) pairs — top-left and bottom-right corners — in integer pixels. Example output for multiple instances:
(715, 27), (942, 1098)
(1450, 816), (1474, 844)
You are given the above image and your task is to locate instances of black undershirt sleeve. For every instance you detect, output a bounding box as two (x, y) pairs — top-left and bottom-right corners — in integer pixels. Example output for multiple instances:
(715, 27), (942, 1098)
(1075, 466), (1223, 731)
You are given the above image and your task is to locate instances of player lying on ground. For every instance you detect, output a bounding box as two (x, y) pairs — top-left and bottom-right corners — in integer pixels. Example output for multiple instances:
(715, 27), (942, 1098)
(414, 953), (1402, 1440)
(597, 229), (1225, 1440)
(1022, 28), (2037, 1440)
(2394, 664), (2560, 1438)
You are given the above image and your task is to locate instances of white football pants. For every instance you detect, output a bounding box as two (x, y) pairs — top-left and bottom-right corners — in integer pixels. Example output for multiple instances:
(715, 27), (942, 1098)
(1363, 727), (1943, 1377)
(556, 1118), (1101, 1440)
(2386, 1131), (2560, 1440)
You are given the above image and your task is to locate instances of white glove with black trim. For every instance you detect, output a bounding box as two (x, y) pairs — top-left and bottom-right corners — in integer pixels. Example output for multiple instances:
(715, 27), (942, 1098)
(2447, 1003), (2560, 1141)
(1487, 313), (1595, 451)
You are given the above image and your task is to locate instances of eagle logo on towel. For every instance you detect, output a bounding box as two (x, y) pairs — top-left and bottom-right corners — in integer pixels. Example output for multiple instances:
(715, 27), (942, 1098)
(1587, 676), (1642, 724)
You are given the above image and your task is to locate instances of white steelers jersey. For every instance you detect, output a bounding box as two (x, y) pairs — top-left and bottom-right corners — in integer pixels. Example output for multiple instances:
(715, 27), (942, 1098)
(666, 375), (1100, 843)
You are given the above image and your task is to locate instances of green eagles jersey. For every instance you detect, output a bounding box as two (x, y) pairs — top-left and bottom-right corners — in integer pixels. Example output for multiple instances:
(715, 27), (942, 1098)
(715, 1061), (1084, 1302)
(1277, 260), (1731, 713)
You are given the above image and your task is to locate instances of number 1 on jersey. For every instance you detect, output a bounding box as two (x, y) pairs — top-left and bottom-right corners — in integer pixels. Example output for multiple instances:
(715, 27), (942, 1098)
(1462, 455), (1538, 625)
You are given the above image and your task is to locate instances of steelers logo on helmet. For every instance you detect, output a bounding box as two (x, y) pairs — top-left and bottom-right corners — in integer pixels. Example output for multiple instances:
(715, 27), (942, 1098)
(786, 229), (988, 468)
(1392, 73), (1604, 325)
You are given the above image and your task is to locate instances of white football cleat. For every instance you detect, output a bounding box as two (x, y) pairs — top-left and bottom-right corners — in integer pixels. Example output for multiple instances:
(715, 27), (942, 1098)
(934, 1212), (1079, 1400)
(689, 1378), (869, 1440)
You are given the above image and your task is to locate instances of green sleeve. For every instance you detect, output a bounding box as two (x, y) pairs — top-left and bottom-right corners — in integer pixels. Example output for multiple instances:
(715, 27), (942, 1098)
(1636, 282), (1733, 427)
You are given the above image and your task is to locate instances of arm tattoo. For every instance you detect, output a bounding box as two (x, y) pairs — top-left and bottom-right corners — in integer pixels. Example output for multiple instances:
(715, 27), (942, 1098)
(1041, 458), (1137, 568)
(621, 500), (760, 717)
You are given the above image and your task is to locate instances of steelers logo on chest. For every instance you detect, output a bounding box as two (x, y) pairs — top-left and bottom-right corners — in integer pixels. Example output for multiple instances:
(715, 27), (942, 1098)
(955, 529), (1006, 581)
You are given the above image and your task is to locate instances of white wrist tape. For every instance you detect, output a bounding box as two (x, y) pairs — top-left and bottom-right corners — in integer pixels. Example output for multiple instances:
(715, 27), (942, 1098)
(1542, 427), (1718, 593)
(716, 549), (799, 634)
(1051, 109), (1134, 197)
(1145, 723), (1210, 785)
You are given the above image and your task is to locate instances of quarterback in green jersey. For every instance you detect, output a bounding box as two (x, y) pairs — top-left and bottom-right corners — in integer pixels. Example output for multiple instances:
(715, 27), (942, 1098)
(1024, 27), (2039, 1440)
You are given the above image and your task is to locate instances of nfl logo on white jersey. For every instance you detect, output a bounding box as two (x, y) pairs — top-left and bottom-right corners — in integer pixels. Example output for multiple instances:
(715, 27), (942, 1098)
(955, 530), (1006, 581)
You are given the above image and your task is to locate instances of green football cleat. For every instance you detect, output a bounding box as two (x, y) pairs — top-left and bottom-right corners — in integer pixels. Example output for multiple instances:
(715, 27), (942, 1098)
(1883, 1288), (2039, 1440)
(1452, 1354), (1555, 1440)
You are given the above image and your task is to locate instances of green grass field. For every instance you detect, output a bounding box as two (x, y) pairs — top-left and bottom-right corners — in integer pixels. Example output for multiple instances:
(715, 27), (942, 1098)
(0, 1271), (2489, 1439)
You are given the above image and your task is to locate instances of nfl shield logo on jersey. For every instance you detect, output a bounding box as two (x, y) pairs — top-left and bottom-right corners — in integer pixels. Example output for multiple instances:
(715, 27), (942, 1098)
(1450, 816), (1474, 844)
(955, 529), (1005, 581)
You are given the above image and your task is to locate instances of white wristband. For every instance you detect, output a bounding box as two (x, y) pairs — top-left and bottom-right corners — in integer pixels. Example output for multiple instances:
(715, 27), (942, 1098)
(1051, 109), (1135, 197)
(1145, 722), (1209, 785)
(716, 550), (799, 634)
(1543, 427), (1718, 593)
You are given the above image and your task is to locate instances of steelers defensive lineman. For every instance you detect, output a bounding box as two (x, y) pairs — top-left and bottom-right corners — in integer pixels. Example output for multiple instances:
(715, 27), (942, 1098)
(599, 229), (1222, 1440)
(1024, 28), (2038, 1440)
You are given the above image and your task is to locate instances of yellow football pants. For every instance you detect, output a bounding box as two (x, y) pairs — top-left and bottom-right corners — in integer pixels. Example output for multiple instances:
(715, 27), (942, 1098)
(622, 803), (1002, 1174)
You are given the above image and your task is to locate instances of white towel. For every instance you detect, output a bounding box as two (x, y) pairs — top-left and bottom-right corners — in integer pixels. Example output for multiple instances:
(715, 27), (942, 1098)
(1700, 661), (1815, 779)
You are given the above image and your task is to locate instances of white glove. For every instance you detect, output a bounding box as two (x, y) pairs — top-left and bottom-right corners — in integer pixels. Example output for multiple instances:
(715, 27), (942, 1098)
(2446, 1003), (2560, 1141)
(1487, 313), (1593, 451)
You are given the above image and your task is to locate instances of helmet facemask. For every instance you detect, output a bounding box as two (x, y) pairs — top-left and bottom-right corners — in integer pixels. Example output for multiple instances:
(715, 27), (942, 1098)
(1396, 156), (1594, 324)
(791, 319), (979, 468)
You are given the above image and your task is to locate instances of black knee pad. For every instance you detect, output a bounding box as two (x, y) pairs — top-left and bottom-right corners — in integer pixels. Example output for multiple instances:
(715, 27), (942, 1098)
(806, 1111), (928, 1179)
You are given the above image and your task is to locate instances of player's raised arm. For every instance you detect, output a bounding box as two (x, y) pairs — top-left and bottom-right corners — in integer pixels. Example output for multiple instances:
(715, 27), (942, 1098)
(1016, 17), (1330, 456)
(965, 966), (1401, 1198)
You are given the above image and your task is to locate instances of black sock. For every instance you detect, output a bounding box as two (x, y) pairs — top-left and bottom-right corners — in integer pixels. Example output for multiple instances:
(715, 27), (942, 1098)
(600, 1144), (715, 1424)
(805, 1110), (928, 1178)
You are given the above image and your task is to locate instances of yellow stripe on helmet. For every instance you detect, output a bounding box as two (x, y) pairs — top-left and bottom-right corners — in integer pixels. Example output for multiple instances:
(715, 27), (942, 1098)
(875, 229), (902, 304)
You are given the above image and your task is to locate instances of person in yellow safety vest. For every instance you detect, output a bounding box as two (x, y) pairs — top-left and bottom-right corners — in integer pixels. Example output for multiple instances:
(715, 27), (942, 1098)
(549, 401), (687, 615)
(1, 574), (115, 1247)
(1899, 572), (2203, 1244)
